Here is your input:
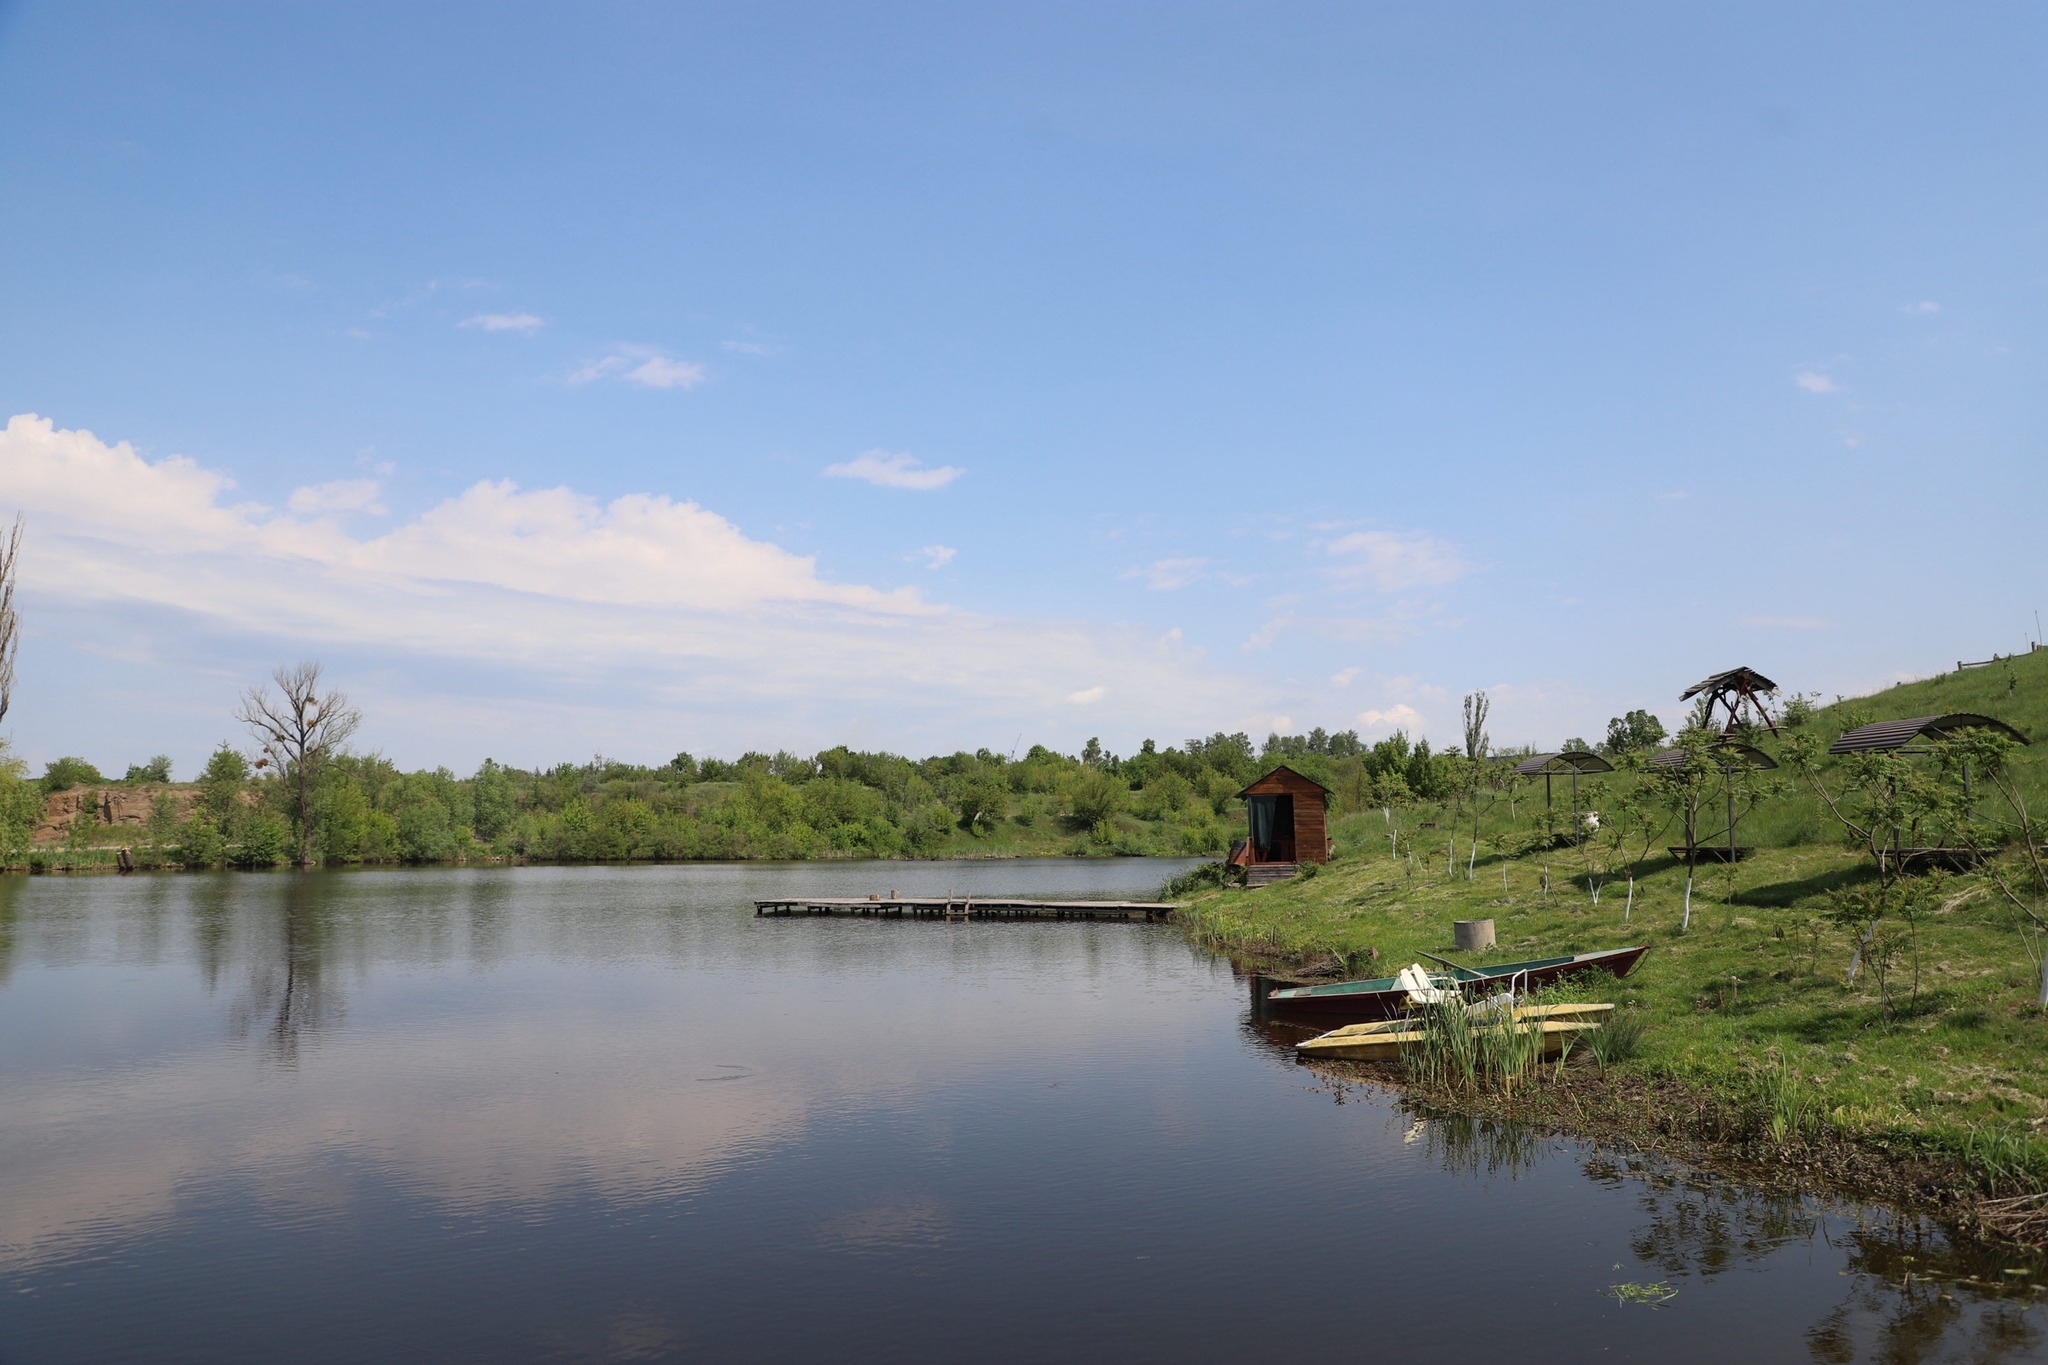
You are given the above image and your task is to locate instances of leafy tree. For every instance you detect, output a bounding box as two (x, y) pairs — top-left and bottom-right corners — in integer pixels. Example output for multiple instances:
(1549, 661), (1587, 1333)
(953, 772), (1010, 831)
(0, 745), (38, 869)
(1462, 691), (1490, 761)
(197, 744), (250, 824)
(1602, 710), (1667, 756)
(471, 759), (515, 841)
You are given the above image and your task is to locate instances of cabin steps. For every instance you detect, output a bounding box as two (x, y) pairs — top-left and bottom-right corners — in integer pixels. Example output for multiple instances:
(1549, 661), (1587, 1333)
(1245, 863), (1299, 889)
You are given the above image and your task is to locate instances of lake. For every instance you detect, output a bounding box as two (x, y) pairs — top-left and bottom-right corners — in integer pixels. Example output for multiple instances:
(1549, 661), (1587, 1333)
(1, 860), (2042, 1363)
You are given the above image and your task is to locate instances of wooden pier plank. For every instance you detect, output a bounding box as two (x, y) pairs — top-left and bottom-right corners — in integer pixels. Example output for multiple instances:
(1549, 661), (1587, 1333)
(752, 896), (1178, 922)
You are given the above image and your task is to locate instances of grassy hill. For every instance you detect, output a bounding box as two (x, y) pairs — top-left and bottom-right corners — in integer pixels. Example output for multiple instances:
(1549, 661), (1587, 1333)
(1174, 646), (2048, 1213)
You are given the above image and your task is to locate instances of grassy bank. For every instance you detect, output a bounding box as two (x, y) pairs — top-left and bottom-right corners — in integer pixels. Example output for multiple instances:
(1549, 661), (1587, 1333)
(1172, 650), (2048, 1239)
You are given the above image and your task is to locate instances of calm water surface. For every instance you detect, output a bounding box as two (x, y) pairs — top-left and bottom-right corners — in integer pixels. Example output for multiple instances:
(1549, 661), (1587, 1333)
(1, 861), (2043, 1364)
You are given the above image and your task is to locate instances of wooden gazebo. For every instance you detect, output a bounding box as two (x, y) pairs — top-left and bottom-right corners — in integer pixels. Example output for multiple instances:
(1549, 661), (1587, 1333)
(1229, 766), (1331, 884)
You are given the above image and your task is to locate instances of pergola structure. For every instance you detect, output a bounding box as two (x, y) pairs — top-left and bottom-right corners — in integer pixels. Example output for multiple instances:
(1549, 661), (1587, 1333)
(1681, 666), (1781, 737)
(1512, 749), (1613, 845)
(1649, 741), (1778, 864)
(1826, 712), (2030, 872)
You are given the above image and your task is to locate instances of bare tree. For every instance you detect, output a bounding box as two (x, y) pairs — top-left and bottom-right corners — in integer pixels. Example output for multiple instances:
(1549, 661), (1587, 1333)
(1461, 690), (1490, 762)
(236, 662), (361, 866)
(0, 515), (21, 726)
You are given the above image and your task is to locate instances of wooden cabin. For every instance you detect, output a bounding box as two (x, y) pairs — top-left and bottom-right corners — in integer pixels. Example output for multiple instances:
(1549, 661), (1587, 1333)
(1233, 766), (1332, 875)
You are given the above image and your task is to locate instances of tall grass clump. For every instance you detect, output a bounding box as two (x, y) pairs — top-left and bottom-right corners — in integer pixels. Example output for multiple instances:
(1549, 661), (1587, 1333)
(1751, 1050), (1810, 1145)
(1584, 1007), (1646, 1069)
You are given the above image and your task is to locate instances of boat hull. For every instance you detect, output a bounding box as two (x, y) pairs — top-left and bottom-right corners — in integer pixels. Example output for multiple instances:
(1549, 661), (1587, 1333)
(1262, 946), (1648, 1023)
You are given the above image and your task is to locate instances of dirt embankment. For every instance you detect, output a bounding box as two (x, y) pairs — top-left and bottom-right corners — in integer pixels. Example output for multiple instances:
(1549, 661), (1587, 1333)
(32, 787), (199, 844)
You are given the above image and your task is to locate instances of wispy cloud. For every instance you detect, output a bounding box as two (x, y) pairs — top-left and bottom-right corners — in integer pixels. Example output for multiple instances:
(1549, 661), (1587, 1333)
(569, 347), (707, 390)
(1066, 686), (1106, 705)
(822, 450), (963, 491)
(721, 338), (780, 357)
(460, 312), (544, 335)
(1126, 557), (1208, 591)
(1794, 370), (1837, 394)
(1331, 667), (1362, 687)
(1904, 300), (1940, 315)
(287, 479), (387, 517)
(1322, 530), (1467, 593)
(920, 545), (956, 570)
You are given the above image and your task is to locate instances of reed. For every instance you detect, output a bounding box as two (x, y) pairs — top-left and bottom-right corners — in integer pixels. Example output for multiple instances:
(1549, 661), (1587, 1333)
(1584, 1006), (1646, 1068)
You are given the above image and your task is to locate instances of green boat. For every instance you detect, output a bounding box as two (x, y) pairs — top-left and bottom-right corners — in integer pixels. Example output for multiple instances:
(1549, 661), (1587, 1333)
(1262, 945), (1648, 1023)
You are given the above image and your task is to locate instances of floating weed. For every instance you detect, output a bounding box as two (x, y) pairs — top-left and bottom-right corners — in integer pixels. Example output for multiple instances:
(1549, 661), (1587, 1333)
(1608, 1281), (1679, 1308)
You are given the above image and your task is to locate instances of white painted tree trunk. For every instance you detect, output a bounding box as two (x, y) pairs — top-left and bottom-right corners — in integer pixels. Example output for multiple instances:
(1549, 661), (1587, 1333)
(1624, 875), (1634, 924)
(1682, 875), (1694, 931)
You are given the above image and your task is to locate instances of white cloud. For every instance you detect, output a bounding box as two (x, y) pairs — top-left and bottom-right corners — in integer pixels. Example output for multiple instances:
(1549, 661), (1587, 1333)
(1905, 300), (1940, 315)
(1323, 530), (1467, 593)
(822, 450), (963, 491)
(459, 312), (544, 335)
(920, 545), (956, 570)
(569, 347), (707, 390)
(0, 415), (1262, 756)
(287, 479), (387, 517)
(1357, 704), (1424, 734)
(1331, 667), (1362, 687)
(721, 339), (779, 357)
(1794, 370), (1837, 394)
(1126, 557), (1207, 591)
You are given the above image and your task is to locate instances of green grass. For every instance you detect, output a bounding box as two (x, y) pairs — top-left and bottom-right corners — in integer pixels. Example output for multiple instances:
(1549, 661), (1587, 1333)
(1175, 647), (2048, 1186)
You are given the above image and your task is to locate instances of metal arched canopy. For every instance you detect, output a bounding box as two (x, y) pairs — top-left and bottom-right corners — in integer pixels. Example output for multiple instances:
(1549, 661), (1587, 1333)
(1829, 713), (2030, 755)
(1648, 742), (1779, 771)
(1512, 750), (1615, 777)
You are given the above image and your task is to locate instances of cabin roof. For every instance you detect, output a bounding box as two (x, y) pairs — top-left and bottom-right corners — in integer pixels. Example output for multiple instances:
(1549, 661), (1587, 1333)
(1828, 713), (2029, 755)
(1236, 764), (1332, 798)
(1512, 750), (1615, 776)
(1681, 666), (1779, 701)
(1647, 741), (1779, 771)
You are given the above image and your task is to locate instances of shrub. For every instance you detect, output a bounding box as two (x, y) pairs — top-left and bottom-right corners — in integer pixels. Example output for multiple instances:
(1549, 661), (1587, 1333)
(123, 755), (174, 784)
(41, 756), (104, 793)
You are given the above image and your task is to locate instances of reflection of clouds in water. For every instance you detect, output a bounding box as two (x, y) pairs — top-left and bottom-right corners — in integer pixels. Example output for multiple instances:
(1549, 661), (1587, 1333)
(0, 1012), (815, 1266)
(0, 865), (1213, 1274)
(817, 1200), (950, 1254)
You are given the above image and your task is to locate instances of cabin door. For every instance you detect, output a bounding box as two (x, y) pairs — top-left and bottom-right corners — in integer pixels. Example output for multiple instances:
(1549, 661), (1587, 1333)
(1246, 794), (1297, 862)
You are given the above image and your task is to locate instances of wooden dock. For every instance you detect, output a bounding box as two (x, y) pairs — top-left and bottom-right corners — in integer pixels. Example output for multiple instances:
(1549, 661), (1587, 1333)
(753, 896), (1178, 922)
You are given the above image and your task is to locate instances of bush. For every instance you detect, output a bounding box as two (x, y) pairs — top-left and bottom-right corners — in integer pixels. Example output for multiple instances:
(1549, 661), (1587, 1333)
(178, 814), (225, 869)
(123, 755), (174, 784)
(230, 812), (291, 868)
(41, 756), (104, 793)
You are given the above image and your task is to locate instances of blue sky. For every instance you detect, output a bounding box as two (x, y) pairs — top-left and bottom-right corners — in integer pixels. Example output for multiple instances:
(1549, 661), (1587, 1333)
(2, 2), (2044, 775)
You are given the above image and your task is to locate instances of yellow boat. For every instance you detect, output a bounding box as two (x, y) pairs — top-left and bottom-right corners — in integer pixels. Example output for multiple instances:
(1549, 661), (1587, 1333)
(1295, 1002), (1613, 1063)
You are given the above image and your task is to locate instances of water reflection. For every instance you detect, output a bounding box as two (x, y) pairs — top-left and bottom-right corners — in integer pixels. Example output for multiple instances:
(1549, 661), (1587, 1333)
(227, 876), (344, 1066)
(2, 860), (2045, 1364)
(1429, 1118), (2046, 1363)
